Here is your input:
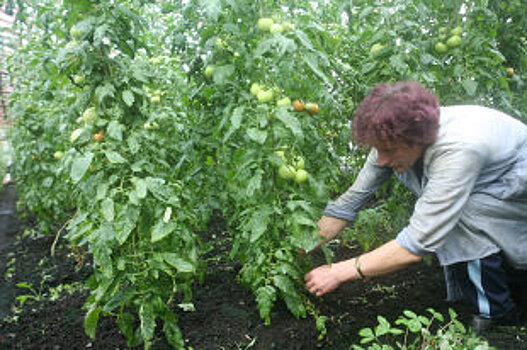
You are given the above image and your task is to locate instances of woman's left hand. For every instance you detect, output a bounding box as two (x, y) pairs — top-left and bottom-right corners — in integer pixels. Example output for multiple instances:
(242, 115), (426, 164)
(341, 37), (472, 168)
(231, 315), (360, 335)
(304, 262), (350, 296)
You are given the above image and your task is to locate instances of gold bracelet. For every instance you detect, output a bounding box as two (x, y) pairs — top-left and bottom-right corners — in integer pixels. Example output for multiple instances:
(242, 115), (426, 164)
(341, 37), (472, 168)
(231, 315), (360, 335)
(354, 256), (367, 280)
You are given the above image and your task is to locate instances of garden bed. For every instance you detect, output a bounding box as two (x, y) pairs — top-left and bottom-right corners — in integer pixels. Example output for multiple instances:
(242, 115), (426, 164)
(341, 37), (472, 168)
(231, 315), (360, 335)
(0, 188), (526, 349)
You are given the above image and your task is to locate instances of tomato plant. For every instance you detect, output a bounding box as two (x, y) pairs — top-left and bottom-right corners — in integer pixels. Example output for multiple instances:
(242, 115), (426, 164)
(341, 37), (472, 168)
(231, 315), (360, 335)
(5, 0), (525, 348)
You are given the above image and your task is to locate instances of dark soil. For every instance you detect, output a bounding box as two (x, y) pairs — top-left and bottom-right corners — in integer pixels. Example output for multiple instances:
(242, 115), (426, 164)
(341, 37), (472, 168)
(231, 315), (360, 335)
(0, 185), (526, 350)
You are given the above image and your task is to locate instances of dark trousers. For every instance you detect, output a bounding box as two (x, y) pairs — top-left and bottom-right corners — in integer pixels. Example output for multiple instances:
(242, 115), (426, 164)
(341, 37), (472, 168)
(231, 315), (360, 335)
(447, 252), (527, 320)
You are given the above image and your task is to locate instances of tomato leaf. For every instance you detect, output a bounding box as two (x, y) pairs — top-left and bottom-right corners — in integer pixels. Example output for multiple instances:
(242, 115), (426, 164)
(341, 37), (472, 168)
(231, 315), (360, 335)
(116, 312), (135, 343)
(163, 310), (184, 349)
(242, 205), (272, 243)
(255, 285), (276, 325)
(223, 106), (244, 142)
(70, 152), (93, 184)
(246, 128), (267, 144)
(122, 90), (135, 107)
(139, 303), (155, 343)
(105, 150), (127, 164)
(159, 253), (195, 273)
(151, 220), (178, 242)
(212, 64), (234, 85)
(115, 205), (139, 245)
(95, 82), (116, 106)
(275, 109), (303, 139)
(131, 177), (147, 199)
(272, 274), (296, 296)
(107, 120), (124, 141)
(282, 293), (306, 319)
(84, 306), (102, 339)
(462, 79), (478, 96)
(100, 198), (115, 222)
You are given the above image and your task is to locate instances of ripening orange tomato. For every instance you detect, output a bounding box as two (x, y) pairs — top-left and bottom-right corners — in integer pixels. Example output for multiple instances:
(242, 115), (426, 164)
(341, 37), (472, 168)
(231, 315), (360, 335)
(309, 103), (319, 115)
(293, 99), (304, 112)
(94, 131), (105, 142)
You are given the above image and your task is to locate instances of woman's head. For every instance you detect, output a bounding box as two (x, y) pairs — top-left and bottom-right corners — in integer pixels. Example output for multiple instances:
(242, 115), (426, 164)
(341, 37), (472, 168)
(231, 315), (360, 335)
(352, 81), (440, 147)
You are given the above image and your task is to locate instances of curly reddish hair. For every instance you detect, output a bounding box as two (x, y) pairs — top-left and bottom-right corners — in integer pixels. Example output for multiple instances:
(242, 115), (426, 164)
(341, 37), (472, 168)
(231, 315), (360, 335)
(352, 81), (440, 146)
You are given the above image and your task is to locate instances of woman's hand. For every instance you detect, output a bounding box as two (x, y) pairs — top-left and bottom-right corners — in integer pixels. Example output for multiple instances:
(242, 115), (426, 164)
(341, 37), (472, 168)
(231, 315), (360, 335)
(304, 261), (352, 296)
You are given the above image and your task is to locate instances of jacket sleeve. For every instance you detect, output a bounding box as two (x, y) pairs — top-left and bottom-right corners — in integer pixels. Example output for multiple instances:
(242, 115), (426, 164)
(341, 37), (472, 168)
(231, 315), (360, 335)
(396, 146), (484, 256)
(323, 149), (392, 222)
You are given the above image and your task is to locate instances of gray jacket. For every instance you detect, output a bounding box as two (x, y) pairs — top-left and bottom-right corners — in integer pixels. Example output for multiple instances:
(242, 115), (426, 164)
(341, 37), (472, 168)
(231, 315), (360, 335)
(324, 105), (527, 269)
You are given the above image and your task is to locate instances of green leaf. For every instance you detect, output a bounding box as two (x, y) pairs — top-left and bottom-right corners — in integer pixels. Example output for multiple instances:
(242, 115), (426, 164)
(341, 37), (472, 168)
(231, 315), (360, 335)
(255, 285), (276, 325)
(84, 307), (102, 339)
(246, 128), (267, 144)
(100, 198), (115, 222)
(139, 303), (156, 343)
(115, 205), (139, 245)
(132, 177), (147, 199)
(407, 318), (422, 333)
(96, 183), (109, 201)
(151, 220), (178, 242)
(272, 274), (296, 296)
(223, 106), (244, 142)
(375, 316), (391, 336)
(246, 170), (263, 197)
(389, 54), (408, 74)
(95, 82), (116, 106)
(403, 310), (417, 319)
(212, 64), (235, 85)
(163, 310), (184, 349)
(105, 150), (127, 164)
(275, 109), (303, 138)
(145, 177), (178, 204)
(243, 205), (272, 243)
(93, 226), (114, 278)
(358, 327), (374, 338)
(255, 36), (297, 57)
(159, 253), (195, 273)
(304, 53), (330, 86)
(199, 0), (222, 21)
(70, 152), (93, 184)
(462, 79), (478, 96)
(116, 312), (135, 342)
(107, 121), (124, 141)
(294, 30), (314, 51)
(283, 293), (306, 319)
(122, 90), (135, 107)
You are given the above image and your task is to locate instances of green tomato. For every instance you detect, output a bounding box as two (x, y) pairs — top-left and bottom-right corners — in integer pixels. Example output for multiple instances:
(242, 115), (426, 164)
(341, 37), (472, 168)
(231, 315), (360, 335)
(434, 42), (448, 54)
(270, 23), (284, 34)
(257, 18), (274, 31)
(150, 95), (161, 104)
(294, 169), (308, 184)
(82, 107), (97, 124)
(144, 121), (160, 130)
(70, 128), (83, 143)
(70, 26), (82, 40)
(204, 65), (215, 79)
(274, 150), (287, 162)
(293, 156), (305, 170)
(53, 151), (64, 160)
(506, 67), (514, 77)
(250, 83), (261, 96)
(257, 90), (274, 103)
(278, 164), (296, 180)
(369, 43), (384, 56)
(446, 35), (461, 48)
(276, 97), (291, 107)
(73, 74), (85, 85)
(282, 22), (295, 31)
(450, 26), (463, 36)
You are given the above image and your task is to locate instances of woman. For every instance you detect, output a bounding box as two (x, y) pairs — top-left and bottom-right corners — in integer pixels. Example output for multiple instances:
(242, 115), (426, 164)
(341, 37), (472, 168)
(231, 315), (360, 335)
(304, 81), (527, 334)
